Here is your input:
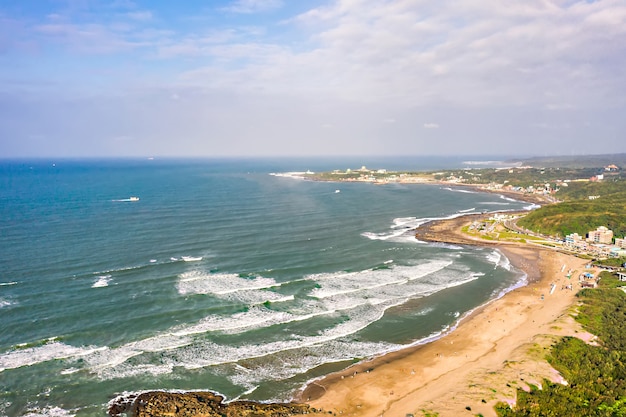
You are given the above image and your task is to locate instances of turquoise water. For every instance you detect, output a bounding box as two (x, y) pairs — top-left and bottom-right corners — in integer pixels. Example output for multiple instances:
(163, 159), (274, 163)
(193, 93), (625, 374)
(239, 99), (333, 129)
(0, 158), (531, 416)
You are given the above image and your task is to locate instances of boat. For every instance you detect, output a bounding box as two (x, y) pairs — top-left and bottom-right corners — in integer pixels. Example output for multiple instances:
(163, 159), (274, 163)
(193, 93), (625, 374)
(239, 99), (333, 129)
(129, 196), (140, 201)
(181, 256), (203, 262)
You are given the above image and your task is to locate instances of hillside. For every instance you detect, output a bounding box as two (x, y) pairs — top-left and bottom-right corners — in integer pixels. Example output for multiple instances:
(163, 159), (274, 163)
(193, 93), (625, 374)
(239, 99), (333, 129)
(517, 180), (626, 239)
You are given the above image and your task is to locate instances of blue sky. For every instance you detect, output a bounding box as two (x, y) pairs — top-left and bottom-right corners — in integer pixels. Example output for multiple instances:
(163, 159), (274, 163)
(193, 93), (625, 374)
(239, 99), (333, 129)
(1, 0), (625, 158)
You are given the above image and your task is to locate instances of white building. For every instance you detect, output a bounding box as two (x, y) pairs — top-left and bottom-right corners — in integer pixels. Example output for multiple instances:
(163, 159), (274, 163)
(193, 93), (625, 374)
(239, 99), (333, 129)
(587, 226), (613, 245)
(565, 233), (586, 249)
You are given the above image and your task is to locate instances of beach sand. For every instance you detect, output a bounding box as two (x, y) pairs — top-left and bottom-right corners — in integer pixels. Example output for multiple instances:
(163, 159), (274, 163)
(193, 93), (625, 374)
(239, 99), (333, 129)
(300, 215), (593, 417)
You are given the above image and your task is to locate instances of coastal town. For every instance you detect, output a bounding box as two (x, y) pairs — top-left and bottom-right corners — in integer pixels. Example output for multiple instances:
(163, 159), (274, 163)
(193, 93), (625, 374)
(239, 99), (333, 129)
(469, 214), (626, 259)
(307, 162), (626, 261)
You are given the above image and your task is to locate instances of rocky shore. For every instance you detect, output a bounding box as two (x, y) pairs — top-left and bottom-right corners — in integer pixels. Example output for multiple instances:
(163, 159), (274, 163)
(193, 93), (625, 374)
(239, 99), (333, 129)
(108, 391), (316, 417)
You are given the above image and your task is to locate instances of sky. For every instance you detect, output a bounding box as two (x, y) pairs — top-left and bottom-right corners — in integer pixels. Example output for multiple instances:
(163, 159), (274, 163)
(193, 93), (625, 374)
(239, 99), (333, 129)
(1, 0), (625, 158)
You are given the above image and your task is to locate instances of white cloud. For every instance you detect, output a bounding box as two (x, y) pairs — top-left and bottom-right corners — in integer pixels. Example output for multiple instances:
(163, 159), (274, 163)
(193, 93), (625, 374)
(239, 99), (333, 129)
(231, 0), (624, 109)
(2, 0), (626, 157)
(221, 0), (283, 14)
(16, 0), (626, 111)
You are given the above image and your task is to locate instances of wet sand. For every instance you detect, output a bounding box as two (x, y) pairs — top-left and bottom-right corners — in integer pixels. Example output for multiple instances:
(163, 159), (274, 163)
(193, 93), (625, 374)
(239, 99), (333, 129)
(300, 213), (591, 417)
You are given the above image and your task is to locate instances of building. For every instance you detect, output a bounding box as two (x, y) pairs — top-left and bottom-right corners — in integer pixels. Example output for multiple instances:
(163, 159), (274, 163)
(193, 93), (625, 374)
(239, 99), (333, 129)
(615, 238), (626, 249)
(565, 233), (584, 247)
(587, 226), (613, 245)
(565, 233), (590, 250)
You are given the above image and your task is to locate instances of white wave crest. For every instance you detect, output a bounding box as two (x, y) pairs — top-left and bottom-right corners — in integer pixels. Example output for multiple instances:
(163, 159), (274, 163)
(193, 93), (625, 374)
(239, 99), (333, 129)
(361, 229), (408, 241)
(22, 406), (76, 417)
(486, 250), (501, 269)
(0, 341), (103, 373)
(93, 302), (399, 380)
(268, 172), (309, 179)
(499, 194), (518, 202)
(486, 250), (511, 271)
(170, 307), (299, 336)
(442, 187), (476, 194)
(499, 255), (512, 271)
(0, 298), (16, 308)
(364, 212), (470, 243)
(178, 272), (280, 296)
(7, 261), (492, 383)
(392, 217), (417, 227)
(81, 261), (473, 378)
(92, 275), (111, 288)
(226, 338), (398, 392)
(308, 260), (452, 299)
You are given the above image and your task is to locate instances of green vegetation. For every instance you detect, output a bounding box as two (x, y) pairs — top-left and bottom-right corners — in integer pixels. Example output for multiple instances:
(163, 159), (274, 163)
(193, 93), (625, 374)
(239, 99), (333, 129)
(517, 185), (626, 238)
(557, 180), (626, 201)
(433, 167), (614, 188)
(313, 156), (626, 241)
(595, 271), (626, 289)
(496, 285), (626, 416)
(593, 258), (626, 269)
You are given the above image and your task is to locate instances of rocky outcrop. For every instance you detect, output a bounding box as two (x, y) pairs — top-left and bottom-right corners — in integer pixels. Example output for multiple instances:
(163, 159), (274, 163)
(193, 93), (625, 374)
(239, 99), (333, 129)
(108, 391), (319, 417)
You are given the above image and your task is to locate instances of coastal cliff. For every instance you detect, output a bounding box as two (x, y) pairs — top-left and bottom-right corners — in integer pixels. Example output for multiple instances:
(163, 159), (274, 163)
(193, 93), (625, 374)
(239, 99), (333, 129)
(108, 391), (316, 417)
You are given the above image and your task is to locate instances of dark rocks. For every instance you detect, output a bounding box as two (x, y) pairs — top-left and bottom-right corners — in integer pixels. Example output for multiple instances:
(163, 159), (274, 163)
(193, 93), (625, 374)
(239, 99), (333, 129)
(108, 391), (316, 417)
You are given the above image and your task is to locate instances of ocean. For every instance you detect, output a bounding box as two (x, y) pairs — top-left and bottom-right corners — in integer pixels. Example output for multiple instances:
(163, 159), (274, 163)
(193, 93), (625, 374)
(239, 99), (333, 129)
(0, 157), (532, 417)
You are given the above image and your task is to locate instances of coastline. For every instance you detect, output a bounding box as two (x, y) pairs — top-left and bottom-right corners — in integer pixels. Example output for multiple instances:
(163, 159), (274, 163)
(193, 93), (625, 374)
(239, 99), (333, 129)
(115, 182), (578, 417)
(299, 210), (591, 416)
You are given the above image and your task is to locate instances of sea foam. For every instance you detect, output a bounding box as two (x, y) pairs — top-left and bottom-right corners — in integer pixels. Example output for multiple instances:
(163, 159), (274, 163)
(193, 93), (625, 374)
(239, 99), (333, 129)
(92, 275), (111, 288)
(177, 272), (280, 296)
(0, 341), (102, 373)
(0, 298), (16, 309)
(21, 406), (76, 417)
(2, 259), (502, 390)
(486, 249), (511, 271)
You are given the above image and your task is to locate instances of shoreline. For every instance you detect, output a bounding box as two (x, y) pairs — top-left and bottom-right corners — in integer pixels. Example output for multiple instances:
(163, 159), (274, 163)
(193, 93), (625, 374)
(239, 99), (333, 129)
(118, 183), (574, 417)
(299, 210), (591, 416)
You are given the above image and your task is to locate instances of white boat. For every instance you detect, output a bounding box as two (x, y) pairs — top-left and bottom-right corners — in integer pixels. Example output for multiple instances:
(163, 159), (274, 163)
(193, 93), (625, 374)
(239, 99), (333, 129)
(129, 196), (140, 201)
(181, 256), (203, 262)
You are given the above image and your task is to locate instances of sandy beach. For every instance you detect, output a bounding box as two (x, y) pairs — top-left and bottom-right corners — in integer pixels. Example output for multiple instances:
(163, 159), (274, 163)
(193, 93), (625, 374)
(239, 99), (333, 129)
(300, 214), (593, 417)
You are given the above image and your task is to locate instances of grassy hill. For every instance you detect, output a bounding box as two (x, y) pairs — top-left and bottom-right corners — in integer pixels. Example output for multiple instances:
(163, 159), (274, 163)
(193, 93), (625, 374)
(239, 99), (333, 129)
(497, 283), (626, 416)
(518, 181), (626, 239)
